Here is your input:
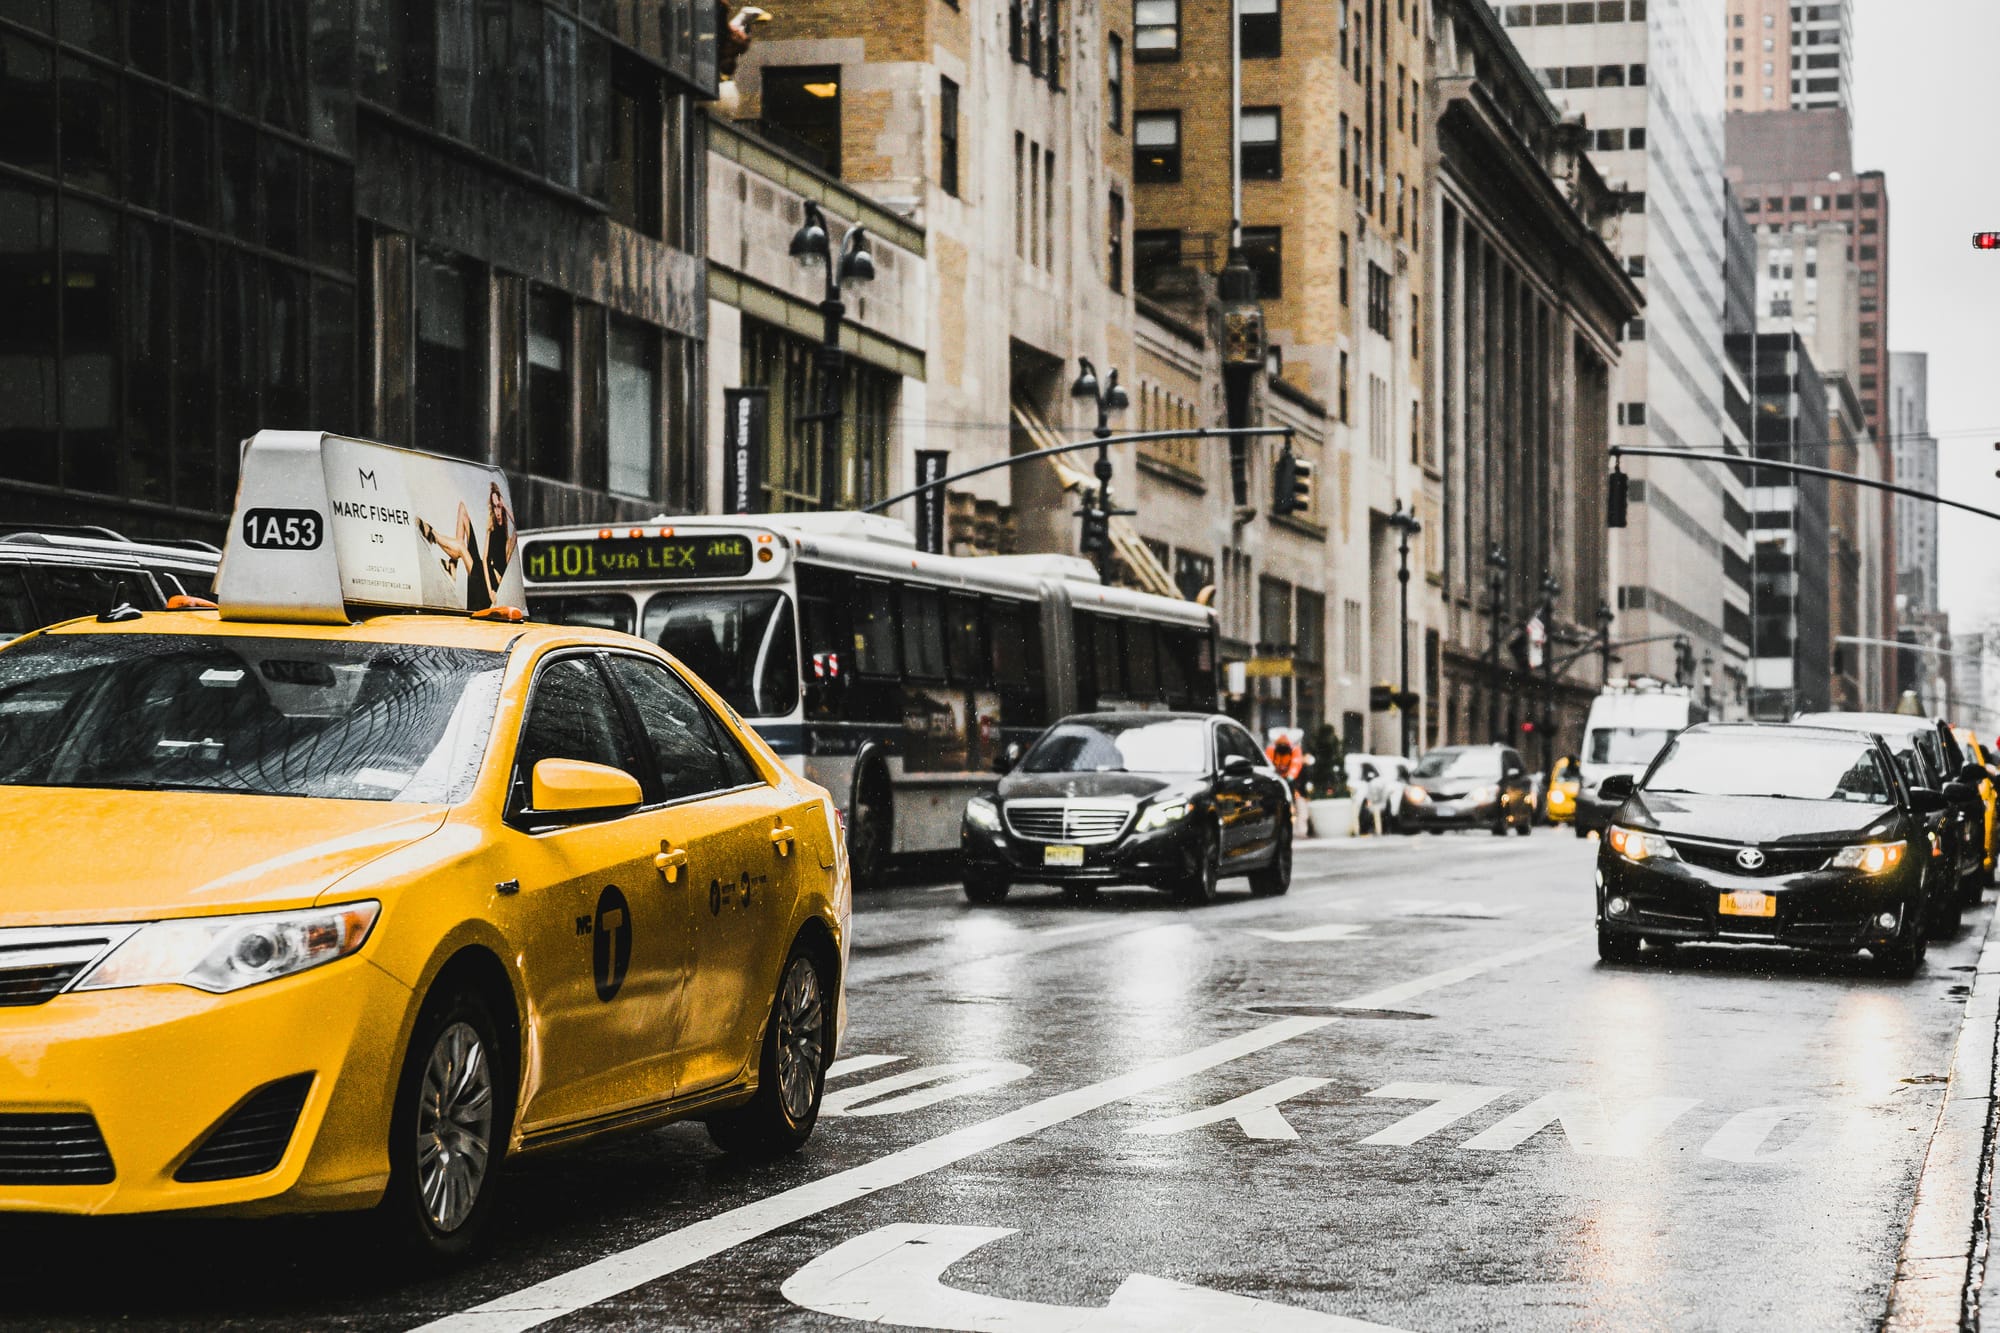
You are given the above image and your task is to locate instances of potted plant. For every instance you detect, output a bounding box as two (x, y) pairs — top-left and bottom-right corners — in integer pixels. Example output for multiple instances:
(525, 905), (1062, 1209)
(1301, 724), (1358, 839)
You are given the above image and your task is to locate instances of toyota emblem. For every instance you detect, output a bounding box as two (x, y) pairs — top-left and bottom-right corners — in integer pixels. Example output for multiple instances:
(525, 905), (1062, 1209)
(1736, 848), (1766, 870)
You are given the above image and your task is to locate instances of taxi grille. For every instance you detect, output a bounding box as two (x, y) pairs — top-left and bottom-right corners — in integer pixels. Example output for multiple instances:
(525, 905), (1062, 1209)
(176, 1075), (314, 1183)
(1668, 841), (1832, 878)
(0, 1114), (116, 1184)
(0, 927), (132, 1007)
(1004, 800), (1133, 844)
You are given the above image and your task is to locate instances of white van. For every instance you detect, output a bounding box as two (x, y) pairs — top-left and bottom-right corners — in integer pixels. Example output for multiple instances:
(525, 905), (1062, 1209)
(1572, 680), (1707, 836)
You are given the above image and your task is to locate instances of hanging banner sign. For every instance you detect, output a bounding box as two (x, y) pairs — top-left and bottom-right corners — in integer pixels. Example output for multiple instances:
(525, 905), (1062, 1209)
(217, 431), (526, 623)
(722, 387), (769, 516)
(915, 450), (950, 555)
(1526, 615), (1547, 670)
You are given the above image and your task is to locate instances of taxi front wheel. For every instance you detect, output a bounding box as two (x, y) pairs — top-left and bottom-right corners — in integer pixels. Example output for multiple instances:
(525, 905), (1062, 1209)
(707, 942), (832, 1159)
(377, 984), (514, 1262)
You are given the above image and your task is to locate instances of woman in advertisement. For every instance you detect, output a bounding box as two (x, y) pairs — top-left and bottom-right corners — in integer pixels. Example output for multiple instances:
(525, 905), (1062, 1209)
(418, 482), (517, 612)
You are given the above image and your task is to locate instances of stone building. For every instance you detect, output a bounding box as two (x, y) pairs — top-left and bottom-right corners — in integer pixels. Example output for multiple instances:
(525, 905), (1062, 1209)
(1723, 0), (1853, 119)
(1425, 0), (1640, 765)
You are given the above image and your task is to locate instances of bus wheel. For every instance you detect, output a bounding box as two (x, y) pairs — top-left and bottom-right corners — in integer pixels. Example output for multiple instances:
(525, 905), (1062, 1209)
(848, 779), (890, 889)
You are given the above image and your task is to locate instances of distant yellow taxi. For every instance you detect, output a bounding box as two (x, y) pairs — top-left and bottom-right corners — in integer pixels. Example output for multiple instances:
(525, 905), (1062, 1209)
(1545, 755), (1580, 825)
(0, 433), (850, 1258)
(1954, 727), (1997, 885)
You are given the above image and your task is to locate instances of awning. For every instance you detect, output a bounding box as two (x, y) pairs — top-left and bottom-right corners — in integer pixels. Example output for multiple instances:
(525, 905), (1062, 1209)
(1010, 398), (1180, 600)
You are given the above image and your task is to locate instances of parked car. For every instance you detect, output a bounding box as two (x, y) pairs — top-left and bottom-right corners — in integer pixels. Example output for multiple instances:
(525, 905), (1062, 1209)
(1595, 722), (1946, 975)
(1399, 744), (1538, 835)
(0, 527), (220, 642)
(1951, 727), (1998, 887)
(961, 712), (1293, 904)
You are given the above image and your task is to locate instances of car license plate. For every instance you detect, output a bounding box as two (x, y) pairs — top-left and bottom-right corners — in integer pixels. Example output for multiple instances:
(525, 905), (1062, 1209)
(1719, 890), (1776, 918)
(1043, 845), (1085, 867)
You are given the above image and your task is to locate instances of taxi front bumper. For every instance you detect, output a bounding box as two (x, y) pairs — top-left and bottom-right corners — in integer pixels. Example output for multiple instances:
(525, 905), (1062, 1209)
(0, 957), (411, 1216)
(1596, 854), (1918, 951)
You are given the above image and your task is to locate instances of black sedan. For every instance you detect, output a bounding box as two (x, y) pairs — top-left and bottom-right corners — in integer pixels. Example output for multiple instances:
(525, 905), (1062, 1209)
(959, 712), (1292, 905)
(1399, 743), (1539, 835)
(1594, 722), (1947, 975)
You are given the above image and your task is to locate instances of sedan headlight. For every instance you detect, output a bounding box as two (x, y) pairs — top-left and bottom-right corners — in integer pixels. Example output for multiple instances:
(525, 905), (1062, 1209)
(1403, 786), (1429, 805)
(1606, 825), (1678, 863)
(74, 902), (381, 994)
(1137, 800), (1193, 832)
(1469, 786), (1500, 805)
(964, 796), (1002, 832)
(1830, 841), (1906, 875)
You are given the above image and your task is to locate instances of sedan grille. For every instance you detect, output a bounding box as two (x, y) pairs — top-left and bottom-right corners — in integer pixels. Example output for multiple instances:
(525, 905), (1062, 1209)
(1668, 840), (1832, 878)
(176, 1074), (315, 1183)
(1004, 800), (1134, 844)
(0, 926), (135, 1007)
(0, 1114), (116, 1184)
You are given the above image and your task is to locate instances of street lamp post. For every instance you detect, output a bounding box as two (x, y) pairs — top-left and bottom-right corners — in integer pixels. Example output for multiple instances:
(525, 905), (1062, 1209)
(788, 200), (875, 511)
(1388, 501), (1423, 758)
(1700, 650), (1715, 714)
(1070, 358), (1131, 582)
(1487, 545), (1510, 743)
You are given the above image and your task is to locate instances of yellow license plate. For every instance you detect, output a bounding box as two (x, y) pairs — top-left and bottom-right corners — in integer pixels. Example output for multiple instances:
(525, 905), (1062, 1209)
(1043, 845), (1085, 867)
(1719, 890), (1776, 918)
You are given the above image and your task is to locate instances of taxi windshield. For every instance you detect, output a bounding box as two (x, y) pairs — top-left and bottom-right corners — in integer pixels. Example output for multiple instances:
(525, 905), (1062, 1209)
(1645, 732), (1894, 805)
(1022, 719), (1209, 774)
(0, 633), (505, 802)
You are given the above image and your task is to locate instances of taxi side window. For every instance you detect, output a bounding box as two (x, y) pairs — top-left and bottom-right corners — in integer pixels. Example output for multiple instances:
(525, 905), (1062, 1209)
(605, 655), (760, 803)
(514, 655), (648, 808)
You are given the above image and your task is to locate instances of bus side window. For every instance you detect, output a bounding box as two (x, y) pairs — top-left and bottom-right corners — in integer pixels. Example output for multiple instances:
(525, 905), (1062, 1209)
(1071, 611), (1098, 708)
(1092, 615), (1123, 700)
(853, 579), (901, 677)
(991, 599), (1045, 728)
(992, 602), (1028, 687)
(946, 593), (987, 687)
(1124, 621), (1160, 703)
(526, 593), (637, 634)
(899, 585), (947, 681)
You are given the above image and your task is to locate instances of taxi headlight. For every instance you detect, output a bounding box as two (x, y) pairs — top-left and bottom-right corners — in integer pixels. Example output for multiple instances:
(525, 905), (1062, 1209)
(74, 902), (381, 994)
(1830, 841), (1906, 875)
(1606, 825), (1677, 864)
(1137, 800), (1192, 832)
(1403, 786), (1429, 805)
(964, 795), (1002, 832)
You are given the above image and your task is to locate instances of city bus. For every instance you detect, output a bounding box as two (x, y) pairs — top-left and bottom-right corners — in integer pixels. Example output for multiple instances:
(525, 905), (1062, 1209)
(521, 511), (1218, 885)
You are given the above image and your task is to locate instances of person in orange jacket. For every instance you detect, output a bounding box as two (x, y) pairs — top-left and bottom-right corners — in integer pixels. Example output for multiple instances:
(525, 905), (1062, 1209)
(1267, 732), (1308, 831)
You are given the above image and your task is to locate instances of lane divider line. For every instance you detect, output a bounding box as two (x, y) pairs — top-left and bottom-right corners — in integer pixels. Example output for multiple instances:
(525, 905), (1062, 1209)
(1335, 930), (1590, 1011)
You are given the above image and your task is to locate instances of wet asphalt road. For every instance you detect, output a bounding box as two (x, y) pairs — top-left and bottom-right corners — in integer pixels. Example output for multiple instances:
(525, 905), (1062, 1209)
(2, 830), (1990, 1331)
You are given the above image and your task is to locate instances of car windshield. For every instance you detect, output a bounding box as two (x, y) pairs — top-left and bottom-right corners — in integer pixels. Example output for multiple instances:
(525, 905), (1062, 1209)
(1644, 732), (1894, 804)
(0, 633), (505, 802)
(1021, 719), (1209, 774)
(640, 591), (798, 720)
(1587, 726), (1674, 766)
(1412, 748), (1500, 779)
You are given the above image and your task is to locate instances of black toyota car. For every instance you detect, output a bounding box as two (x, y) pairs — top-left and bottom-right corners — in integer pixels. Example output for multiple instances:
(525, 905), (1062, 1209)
(959, 711), (1292, 905)
(1593, 722), (1948, 975)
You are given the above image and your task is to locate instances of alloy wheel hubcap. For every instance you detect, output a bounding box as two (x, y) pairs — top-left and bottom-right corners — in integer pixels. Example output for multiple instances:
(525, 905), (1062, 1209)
(774, 958), (826, 1124)
(416, 1020), (494, 1234)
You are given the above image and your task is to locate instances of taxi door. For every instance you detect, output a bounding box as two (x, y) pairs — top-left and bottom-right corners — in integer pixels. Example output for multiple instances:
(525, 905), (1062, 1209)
(600, 654), (807, 1096)
(501, 653), (692, 1134)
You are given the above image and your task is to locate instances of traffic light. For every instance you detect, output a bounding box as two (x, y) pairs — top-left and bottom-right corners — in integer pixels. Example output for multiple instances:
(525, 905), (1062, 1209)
(1272, 450), (1312, 516)
(1607, 468), (1629, 528)
(1370, 682), (1393, 713)
(1673, 635), (1694, 686)
(1079, 501), (1111, 556)
(1976, 232), (2000, 250)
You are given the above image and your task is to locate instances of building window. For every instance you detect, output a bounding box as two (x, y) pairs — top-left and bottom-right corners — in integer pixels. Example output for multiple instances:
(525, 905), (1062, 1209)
(1240, 108), (1281, 180)
(1342, 598), (1363, 675)
(527, 285), (573, 481)
(1617, 401), (1646, 426)
(1241, 0), (1281, 58)
(607, 57), (664, 237)
(1135, 0), (1180, 60)
(1338, 350), (1350, 423)
(606, 315), (660, 499)
(1241, 226), (1282, 299)
(1339, 113), (1350, 188)
(1366, 262), (1390, 337)
(414, 248), (482, 461)
(1107, 34), (1124, 130)
(939, 76), (960, 197)
(1134, 229), (1181, 289)
(1134, 111), (1181, 183)
(1108, 191), (1125, 292)
(1339, 231), (1350, 305)
(761, 66), (842, 176)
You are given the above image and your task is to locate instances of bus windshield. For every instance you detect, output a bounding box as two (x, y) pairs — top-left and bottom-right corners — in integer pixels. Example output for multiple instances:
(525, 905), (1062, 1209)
(640, 591), (798, 719)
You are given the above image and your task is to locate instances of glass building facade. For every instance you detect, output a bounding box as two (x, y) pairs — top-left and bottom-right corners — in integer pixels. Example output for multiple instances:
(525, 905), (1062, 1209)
(0, 0), (713, 538)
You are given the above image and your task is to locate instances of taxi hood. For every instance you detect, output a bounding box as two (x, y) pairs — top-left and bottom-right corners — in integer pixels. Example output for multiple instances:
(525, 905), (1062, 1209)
(1623, 791), (1901, 845)
(0, 788), (449, 927)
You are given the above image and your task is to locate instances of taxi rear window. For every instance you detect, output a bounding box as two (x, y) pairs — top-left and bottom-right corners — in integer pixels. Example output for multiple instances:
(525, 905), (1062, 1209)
(0, 634), (505, 803)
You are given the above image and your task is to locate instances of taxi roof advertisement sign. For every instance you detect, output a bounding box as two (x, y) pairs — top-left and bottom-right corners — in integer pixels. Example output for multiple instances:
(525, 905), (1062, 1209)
(217, 431), (525, 623)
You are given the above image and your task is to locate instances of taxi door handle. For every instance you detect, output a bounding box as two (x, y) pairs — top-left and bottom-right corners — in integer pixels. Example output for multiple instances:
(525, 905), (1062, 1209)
(655, 844), (688, 882)
(770, 825), (796, 856)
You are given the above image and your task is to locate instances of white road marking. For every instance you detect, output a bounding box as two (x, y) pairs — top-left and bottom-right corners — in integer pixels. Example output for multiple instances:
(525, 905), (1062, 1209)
(1128, 1076), (1334, 1142)
(1399, 902), (1521, 918)
(779, 1223), (1410, 1332)
(1458, 1092), (1702, 1156)
(1357, 1083), (1514, 1147)
(828, 1055), (907, 1081)
(1246, 923), (1372, 942)
(414, 1016), (1336, 1333)
(1701, 1105), (1818, 1162)
(822, 1061), (1035, 1118)
(1037, 918), (1146, 938)
(1336, 930), (1589, 1011)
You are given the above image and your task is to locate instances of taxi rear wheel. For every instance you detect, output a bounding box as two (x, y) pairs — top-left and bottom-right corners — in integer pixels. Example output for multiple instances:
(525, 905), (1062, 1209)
(379, 986), (512, 1261)
(707, 943), (832, 1159)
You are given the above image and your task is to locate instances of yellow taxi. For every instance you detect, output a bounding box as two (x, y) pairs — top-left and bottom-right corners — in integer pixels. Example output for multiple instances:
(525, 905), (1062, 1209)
(1953, 727), (1997, 886)
(0, 433), (850, 1259)
(1544, 755), (1580, 825)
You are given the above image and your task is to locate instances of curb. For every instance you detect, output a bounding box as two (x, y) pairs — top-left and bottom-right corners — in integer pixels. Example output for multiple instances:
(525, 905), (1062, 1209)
(1884, 905), (2000, 1331)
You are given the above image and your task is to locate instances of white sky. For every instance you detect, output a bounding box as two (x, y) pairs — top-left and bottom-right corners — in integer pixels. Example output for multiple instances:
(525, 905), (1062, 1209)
(1851, 0), (2000, 631)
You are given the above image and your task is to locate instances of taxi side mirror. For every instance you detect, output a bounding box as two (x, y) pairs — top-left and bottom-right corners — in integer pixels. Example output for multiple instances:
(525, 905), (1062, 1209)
(1597, 774), (1635, 804)
(1910, 787), (1947, 816)
(1961, 763), (1987, 787)
(1945, 780), (1980, 808)
(531, 758), (643, 821)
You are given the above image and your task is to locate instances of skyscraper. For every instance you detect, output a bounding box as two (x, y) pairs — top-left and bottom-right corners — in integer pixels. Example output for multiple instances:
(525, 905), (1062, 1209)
(1500, 0), (1752, 691)
(1723, 0), (1854, 119)
(1889, 352), (1939, 615)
